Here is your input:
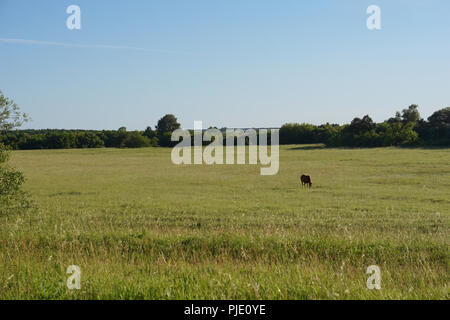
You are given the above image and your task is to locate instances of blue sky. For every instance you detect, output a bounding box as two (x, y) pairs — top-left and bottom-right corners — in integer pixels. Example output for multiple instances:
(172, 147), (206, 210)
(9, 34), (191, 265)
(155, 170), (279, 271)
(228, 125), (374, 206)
(0, 0), (449, 130)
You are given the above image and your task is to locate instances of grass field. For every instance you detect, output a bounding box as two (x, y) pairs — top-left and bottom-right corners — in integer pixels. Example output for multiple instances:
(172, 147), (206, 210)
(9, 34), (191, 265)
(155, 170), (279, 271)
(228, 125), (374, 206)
(1, 146), (449, 299)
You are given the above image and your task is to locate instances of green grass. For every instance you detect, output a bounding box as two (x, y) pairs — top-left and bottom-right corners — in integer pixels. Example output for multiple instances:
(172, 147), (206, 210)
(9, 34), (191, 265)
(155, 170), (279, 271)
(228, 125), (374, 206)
(1, 145), (449, 299)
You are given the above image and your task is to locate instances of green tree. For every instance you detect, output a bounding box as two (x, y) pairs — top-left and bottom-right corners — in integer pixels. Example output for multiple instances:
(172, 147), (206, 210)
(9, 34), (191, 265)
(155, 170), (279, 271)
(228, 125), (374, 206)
(387, 111), (402, 124)
(121, 132), (151, 148)
(156, 114), (180, 136)
(419, 107), (450, 145)
(348, 115), (376, 134)
(401, 104), (421, 123)
(143, 126), (156, 139)
(428, 107), (450, 127)
(0, 91), (32, 215)
(383, 121), (418, 146)
(0, 92), (29, 131)
(156, 114), (181, 147)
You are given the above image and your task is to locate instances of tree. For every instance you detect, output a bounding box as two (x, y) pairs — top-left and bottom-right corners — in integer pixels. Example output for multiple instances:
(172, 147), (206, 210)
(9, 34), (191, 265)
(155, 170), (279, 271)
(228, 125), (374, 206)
(155, 114), (181, 147)
(0, 91), (29, 130)
(349, 115), (375, 134)
(419, 107), (450, 145)
(143, 126), (156, 139)
(383, 121), (418, 146)
(401, 104), (421, 124)
(387, 111), (402, 124)
(0, 91), (32, 215)
(121, 132), (151, 148)
(428, 107), (450, 127)
(156, 114), (180, 136)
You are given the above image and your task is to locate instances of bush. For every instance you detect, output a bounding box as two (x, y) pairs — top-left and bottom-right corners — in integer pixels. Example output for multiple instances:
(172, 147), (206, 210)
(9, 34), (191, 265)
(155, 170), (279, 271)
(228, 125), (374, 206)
(0, 91), (32, 215)
(121, 132), (151, 148)
(158, 131), (176, 147)
(0, 144), (32, 215)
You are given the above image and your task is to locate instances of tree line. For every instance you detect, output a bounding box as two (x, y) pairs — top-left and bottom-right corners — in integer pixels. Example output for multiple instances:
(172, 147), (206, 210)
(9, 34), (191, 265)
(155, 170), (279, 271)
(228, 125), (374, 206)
(1, 105), (449, 150)
(281, 105), (450, 147)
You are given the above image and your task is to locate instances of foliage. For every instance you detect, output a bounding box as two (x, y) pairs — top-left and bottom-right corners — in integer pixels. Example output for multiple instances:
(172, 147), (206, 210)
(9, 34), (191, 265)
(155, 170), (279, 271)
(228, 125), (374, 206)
(1, 106), (449, 150)
(0, 144), (32, 215)
(401, 104), (421, 123)
(121, 132), (151, 148)
(0, 91), (29, 131)
(0, 91), (32, 215)
(155, 114), (181, 147)
(280, 106), (448, 147)
(416, 107), (450, 146)
(156, 114), (181, 135)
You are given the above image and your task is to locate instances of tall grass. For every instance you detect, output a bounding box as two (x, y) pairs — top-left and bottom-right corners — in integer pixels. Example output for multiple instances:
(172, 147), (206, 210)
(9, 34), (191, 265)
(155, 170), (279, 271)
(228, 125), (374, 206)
(1, 146), (448, 299)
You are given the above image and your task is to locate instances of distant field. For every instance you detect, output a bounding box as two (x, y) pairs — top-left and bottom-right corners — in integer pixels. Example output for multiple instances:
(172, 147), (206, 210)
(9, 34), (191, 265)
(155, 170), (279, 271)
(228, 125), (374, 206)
(1, 146), (449, 299)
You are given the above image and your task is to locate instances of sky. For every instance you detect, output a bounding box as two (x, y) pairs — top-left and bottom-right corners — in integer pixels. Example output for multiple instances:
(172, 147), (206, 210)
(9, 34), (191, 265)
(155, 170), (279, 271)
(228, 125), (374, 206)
(0, 0), (449, 130)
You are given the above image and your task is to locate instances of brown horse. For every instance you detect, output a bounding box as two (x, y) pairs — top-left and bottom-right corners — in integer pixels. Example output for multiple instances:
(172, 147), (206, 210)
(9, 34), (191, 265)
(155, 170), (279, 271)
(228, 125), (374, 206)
(300, 175), (312, 188)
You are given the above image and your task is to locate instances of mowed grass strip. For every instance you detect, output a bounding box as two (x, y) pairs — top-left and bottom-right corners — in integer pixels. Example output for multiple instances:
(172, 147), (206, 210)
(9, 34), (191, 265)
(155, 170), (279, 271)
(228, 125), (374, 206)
(1, 146), (449, 299)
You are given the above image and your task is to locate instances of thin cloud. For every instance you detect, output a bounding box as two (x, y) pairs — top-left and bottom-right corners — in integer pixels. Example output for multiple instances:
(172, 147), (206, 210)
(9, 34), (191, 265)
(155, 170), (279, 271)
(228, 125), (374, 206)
(0, 38), (189, 55)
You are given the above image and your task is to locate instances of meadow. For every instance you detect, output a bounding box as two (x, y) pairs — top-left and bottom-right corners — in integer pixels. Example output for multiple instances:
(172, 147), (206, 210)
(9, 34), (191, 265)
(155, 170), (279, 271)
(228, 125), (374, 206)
(1, 146), (449, 299)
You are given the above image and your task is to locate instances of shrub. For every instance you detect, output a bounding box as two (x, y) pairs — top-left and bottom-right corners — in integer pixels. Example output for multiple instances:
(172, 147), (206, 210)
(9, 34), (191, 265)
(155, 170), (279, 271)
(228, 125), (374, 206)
(121, 132), (151, 148)
(0, 144), (32, 215)
(0, 91), (32, 215)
